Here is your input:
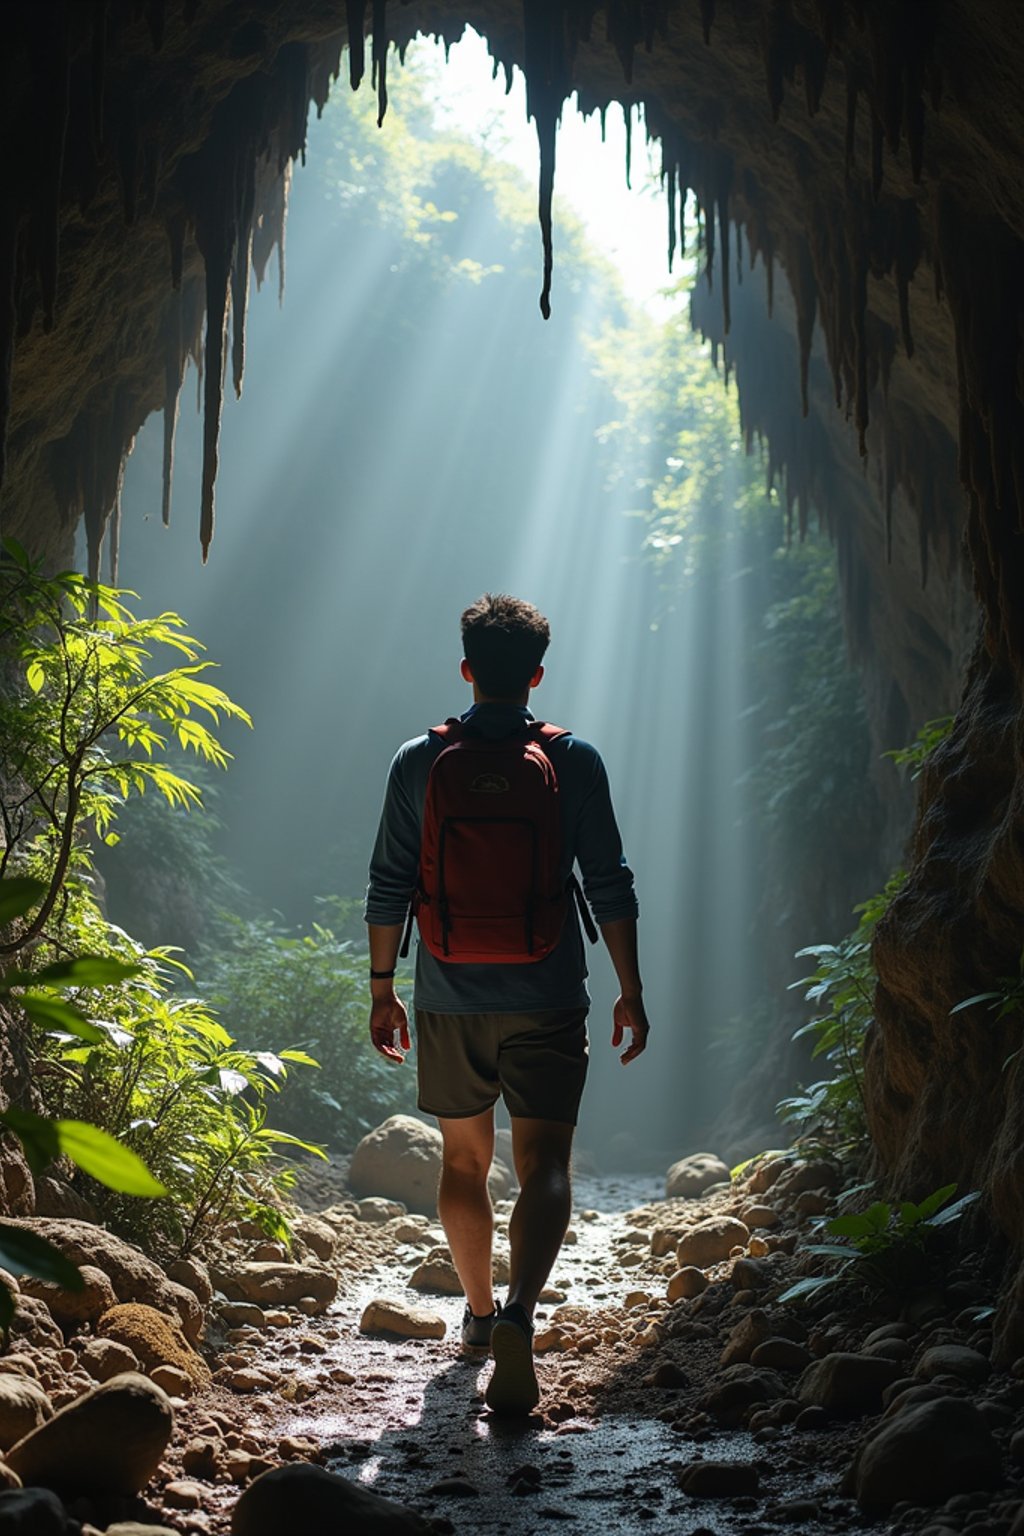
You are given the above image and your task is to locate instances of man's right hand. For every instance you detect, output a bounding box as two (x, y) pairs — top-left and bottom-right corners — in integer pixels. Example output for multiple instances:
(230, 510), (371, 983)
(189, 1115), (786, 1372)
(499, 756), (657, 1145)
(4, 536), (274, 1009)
(369, 991), (411, 1063)
(611, 994), (650, 1065)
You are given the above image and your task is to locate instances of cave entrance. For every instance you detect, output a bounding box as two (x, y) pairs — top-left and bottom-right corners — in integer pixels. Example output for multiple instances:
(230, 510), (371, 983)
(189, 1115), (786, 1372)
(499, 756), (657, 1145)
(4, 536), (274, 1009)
(95, 30), (872, 1169)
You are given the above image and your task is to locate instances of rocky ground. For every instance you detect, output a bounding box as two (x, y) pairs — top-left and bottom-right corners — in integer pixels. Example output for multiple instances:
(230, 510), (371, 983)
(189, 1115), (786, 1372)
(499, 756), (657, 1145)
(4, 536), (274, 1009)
(0, 1125), (1023, 1535)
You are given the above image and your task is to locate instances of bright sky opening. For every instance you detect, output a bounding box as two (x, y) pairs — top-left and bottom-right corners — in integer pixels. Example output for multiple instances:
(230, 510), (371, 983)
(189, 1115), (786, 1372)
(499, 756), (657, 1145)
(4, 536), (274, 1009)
(429, 27), (679, 317)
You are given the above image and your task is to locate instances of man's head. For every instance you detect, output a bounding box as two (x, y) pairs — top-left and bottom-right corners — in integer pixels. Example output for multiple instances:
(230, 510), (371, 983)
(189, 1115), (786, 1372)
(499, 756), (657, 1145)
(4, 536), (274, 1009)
(460, 593), (550, 703)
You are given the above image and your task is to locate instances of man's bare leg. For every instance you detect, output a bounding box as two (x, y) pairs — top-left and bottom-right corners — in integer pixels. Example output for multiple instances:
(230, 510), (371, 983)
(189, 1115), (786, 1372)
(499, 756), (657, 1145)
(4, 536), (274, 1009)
(486, 1117), (573, 1415)
(437, 1110), (496, 1318)
(506, 1117), (575, 1317)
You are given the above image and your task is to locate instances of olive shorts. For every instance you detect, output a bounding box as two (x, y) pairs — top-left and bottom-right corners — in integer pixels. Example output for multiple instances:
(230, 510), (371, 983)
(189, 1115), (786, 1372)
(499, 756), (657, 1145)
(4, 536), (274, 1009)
(415, 1007), (589, 1124)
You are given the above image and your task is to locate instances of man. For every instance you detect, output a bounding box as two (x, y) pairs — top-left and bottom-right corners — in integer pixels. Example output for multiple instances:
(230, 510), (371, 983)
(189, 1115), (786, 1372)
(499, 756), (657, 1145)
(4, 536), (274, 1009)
(365, 593), (649, 1415)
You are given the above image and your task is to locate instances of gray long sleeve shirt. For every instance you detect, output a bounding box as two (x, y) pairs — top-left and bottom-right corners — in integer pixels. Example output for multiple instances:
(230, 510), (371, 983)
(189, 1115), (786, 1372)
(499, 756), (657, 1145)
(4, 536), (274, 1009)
(365, 702), (639, 1013)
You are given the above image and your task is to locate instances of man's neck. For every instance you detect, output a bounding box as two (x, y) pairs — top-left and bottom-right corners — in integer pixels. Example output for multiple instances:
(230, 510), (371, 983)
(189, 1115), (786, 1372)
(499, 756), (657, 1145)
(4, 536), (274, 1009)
(472, 690), (530, 708)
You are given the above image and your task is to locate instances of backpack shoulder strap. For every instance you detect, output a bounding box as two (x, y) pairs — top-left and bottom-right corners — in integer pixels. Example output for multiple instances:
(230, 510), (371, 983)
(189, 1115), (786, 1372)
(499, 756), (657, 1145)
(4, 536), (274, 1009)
(530, 721), (571, 745)
(428, 718), (465, 744)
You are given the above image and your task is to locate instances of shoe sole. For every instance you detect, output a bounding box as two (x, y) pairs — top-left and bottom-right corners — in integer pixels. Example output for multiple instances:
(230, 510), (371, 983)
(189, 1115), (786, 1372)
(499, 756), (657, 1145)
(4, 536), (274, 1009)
(485, 1319), (539, 1416)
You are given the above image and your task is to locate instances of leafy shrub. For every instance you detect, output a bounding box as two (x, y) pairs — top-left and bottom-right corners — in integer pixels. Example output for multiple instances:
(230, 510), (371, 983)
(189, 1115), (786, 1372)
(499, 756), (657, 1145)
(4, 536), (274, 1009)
(0, 537), (249, 957)
(779, 873), (905, 1147)
(34, 910), (322, 1255)
(780, 1185), (979, 1304)
(199, 914), (415, 1148)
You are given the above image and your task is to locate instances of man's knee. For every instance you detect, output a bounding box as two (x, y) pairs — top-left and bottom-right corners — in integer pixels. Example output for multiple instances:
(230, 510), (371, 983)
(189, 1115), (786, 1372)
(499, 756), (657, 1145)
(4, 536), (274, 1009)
(439, 1114), (494, 1181)
(511, 1117), (574, 1183)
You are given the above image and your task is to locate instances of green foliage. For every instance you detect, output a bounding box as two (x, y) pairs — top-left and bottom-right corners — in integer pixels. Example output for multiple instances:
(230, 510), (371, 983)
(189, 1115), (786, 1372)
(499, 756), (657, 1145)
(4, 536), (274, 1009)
(951, 946), (1024, 1072)
(779, 873), (906, 1146)
(33, 911), (323, 1255)
(885, 715), (955, 779)
(779, 1185), (980, 1304)
(200, 914), (415, 1148)
(0, 537), (250, 955)
(744, 540), (876, 872)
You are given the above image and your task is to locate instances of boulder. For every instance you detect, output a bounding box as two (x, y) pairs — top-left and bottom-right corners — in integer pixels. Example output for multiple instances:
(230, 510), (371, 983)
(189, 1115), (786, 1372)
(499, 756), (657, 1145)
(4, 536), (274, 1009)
(676, 1217), (750, 1269)
(720, 1310), (773, 1367)
(799, 1353), (902, 1416)
(21, 1265), (116, 1327)
(676, 1461), (760, 1496)
(772, 1160), (841, 1199)
(216, 1301), (266, 1329)
(1, 1220), (199, 1339)
(349, 1117), (444, 1215)
(6, 1372), (173, 1495)
(165, 1257), (213, 1309)
(7, 1296), (62, 1351)
(739, 1205), (781, 1230)
(79, 1339), (141, 1382)
(216, 1263), (337, 1311)
(0, 1489), (65, 1535)
(97, 1303), (210, 1391)
(703, 1364), (784, 1425)
(751, 1337), (812, 1372)
(408, 1245), (507, 1295)
(291, 1217), (335, 1262)
(232, 1464), (433, 1534)
(849, 1397), (1001, 1512)
(0, 1375), (51, 1451)
(667, 1267), (708, 1302)
(745, 1155), (792, 1195)
(105, 1525), (180, 1535)
(359, 1299), (446, 1340)
(915, 1345), (991, 1385)
(665, 1153), (730, 1199)
(150, 1365), (193, 1398)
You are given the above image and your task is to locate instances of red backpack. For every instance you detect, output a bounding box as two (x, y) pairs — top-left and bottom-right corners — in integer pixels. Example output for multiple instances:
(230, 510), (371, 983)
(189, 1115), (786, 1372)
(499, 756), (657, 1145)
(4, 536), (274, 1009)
(400, 718), (597, 965)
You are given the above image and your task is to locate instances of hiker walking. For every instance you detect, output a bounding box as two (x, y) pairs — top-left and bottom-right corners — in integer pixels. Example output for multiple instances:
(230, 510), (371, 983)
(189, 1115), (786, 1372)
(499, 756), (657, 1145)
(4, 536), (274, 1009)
(365, 592), (649, 1415)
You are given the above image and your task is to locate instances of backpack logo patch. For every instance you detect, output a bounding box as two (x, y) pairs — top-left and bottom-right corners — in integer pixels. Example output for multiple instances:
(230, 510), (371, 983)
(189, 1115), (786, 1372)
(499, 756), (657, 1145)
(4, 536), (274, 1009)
(470, 772), (510, 794)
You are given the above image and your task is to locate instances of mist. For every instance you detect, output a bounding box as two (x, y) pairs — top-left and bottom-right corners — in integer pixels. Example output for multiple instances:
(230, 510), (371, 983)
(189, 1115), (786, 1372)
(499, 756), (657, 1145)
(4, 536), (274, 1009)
(102, 39), (862, 1166)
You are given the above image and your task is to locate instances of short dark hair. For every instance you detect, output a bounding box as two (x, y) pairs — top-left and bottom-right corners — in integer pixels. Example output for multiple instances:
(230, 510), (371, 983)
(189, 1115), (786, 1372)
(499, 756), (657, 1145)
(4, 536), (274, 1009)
(461, 593), (551, 699)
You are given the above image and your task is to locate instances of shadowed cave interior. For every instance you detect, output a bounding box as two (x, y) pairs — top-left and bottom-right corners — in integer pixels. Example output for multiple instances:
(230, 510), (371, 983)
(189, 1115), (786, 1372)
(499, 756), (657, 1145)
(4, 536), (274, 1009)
(3, 2), (1024, 1533)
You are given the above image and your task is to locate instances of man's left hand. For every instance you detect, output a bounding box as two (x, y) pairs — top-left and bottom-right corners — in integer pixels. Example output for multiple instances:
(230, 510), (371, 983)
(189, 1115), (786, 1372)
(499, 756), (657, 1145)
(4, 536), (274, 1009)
(611, 994), (649, 1065)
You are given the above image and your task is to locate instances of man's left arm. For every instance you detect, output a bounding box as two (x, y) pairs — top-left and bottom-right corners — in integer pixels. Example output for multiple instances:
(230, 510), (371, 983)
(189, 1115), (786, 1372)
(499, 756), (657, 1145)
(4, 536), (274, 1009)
(572, 749), (650, 1064)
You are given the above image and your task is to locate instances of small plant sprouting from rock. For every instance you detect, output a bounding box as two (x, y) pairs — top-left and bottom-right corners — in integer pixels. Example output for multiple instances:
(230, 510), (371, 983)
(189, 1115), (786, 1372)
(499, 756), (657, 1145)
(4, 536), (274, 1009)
(778, 1185), (980, 1305)
(778, 873), (905, 1149)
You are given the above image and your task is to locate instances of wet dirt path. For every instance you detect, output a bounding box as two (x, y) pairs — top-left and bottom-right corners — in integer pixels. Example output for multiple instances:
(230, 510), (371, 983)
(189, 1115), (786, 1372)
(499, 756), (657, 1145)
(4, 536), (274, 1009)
(162, 1172), (879, 1536)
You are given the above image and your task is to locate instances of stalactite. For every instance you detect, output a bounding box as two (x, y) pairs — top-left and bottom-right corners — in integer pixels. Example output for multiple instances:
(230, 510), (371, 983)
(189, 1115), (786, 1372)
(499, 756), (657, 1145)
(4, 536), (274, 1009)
(277, 162), (291, 305)
(716, 158), (732, 333)
(108, 457), (125, 584)
(700, 0), (715, 46)
(894, 199), (919, 359)
(347, 0), (367, 90)
(623, 103), (632, 191)
(231, 225), (252, 400)
(372, 0), (389, 127)
(523, 0), (573, 320)
(666, 162), (677, 274)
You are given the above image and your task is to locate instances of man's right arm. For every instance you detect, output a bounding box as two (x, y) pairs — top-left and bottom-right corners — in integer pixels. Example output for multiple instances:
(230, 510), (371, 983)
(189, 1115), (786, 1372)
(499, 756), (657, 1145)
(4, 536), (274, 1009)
(365, 748), (421, 1062)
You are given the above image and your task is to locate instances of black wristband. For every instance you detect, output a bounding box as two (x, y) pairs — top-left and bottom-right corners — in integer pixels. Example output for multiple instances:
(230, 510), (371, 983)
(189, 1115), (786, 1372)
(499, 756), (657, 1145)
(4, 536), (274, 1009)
(370, 968), (396, 980)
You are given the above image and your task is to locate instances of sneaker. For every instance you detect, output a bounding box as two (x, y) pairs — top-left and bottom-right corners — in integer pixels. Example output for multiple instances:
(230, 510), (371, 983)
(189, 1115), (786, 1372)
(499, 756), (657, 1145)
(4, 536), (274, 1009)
(485, 1301), (539, 1416)
(461, 1303), (498, 1349)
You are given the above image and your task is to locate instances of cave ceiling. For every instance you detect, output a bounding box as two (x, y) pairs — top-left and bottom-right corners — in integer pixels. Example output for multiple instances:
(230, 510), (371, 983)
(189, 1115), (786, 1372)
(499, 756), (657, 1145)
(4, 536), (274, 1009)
(3, 1), (1023, 683)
